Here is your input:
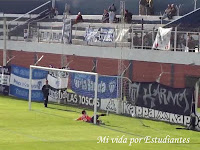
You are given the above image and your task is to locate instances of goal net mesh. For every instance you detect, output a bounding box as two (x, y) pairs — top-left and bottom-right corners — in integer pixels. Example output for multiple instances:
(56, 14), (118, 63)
(28, 65), (120, 124)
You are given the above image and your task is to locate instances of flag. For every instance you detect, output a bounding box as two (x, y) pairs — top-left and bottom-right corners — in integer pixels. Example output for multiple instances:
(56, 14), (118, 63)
(152, 27), (172, 50)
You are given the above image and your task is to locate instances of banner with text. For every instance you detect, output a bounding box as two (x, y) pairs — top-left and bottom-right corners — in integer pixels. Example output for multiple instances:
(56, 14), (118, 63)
(62, 19), (72, 44)
(85, 27), (115, 42)
(49, 88), (101, 109)
(100, 98), (122, 114)
(0, 66), (11, 95)
(70, 73), (118, 99)
(128, 82), (194, 116)
(9, 65), (48, 101)
(47, 70), (69, 102)
(123, 102), (191, 126)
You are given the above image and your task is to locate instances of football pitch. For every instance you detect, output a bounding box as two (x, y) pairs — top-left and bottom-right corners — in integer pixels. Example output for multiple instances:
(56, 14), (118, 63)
(0, 95), (199, 150)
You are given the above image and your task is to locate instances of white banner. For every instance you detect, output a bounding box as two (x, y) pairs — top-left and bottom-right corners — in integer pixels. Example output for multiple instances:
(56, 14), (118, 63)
(100, 98), (122, 114)
(152, 27), (172, 50)
(47, 71), (69, 103)
(115, 29), (129, 42)
(0, 74), (10, 86)
(10, 74), (45, 90)
(47, 74), (68, 89)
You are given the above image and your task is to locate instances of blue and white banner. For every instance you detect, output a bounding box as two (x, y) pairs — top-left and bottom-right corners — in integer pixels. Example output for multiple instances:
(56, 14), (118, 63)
(85, 27), (115, 42)
(0, 66), (11, 95)
(9, 65), (48, 101)
(70, 73), (118, 99)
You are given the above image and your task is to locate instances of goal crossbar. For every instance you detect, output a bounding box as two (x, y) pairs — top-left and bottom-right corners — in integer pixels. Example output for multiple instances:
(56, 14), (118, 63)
(28, 65), (99, 124)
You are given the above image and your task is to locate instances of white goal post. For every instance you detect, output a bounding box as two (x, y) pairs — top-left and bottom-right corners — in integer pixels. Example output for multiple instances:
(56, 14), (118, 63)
(28, 65), (99, 124)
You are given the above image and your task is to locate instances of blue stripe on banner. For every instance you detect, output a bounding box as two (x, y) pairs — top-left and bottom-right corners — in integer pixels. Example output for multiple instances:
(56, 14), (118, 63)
(9, 84), (44, 101)
(11, 65), (48, 79)
(11, 65), (29, 79)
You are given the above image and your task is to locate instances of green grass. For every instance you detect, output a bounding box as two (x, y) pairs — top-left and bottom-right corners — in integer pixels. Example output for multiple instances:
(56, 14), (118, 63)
(197, 108), (200, 113)
(0, 95), (200, 150)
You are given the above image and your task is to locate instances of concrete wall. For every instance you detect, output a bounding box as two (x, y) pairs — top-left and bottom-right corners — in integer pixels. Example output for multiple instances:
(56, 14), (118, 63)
(1, 40), (200, 65)
(1, 40), (200, 89)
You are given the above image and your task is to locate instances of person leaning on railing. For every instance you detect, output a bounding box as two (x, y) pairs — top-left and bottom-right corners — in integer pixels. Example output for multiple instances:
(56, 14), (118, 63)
(75, 12), (83, 24)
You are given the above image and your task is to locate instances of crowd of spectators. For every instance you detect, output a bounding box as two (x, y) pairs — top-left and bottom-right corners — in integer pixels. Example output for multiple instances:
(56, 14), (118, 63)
(102, 3), (133, 24)
(47, 3), (199, 52)
(66, 2), (179, 25)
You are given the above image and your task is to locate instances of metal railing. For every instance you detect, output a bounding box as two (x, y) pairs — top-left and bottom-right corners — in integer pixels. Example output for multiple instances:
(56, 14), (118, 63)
(0, 0), (51, 39)
(1, 21), (200, 53)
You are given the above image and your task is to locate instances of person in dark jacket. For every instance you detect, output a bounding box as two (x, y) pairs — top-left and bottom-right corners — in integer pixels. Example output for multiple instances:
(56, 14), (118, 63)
(139, 0), (147, 15)
(108, 3), (117, 12)
(125, 9), (132, 23)
(42, 80), (50, 107)
(188, 101), (197, 130)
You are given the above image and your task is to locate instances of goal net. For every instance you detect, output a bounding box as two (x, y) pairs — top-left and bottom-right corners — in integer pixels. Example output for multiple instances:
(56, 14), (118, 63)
(28, 65), (99, 124)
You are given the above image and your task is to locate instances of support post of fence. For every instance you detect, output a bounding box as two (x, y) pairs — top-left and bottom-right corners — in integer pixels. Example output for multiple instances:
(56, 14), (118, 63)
(195, 79), (199, 113)
(131, 25), (133, 48)
(174, 27), (177, 51)
(141, 30), (144, 49)
(3, 18), (7, 66)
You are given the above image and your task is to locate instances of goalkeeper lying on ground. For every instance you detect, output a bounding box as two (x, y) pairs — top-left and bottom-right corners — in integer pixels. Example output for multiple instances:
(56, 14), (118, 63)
(76, 110), (106, 124)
